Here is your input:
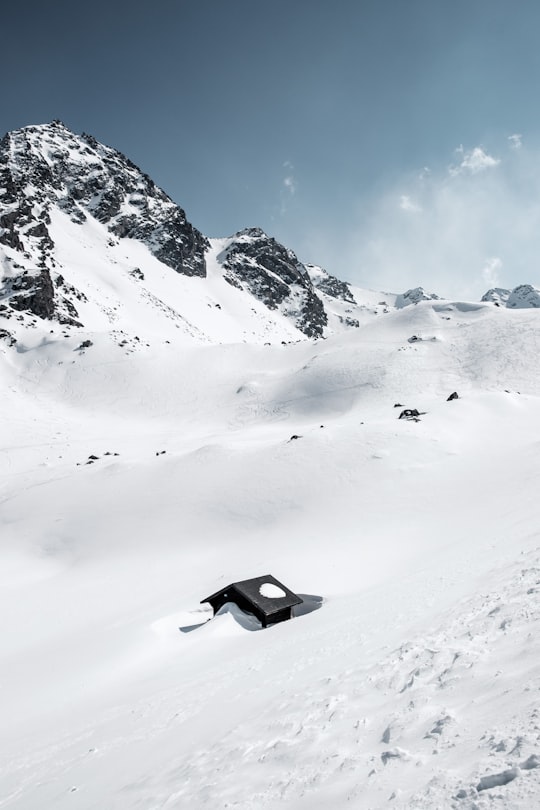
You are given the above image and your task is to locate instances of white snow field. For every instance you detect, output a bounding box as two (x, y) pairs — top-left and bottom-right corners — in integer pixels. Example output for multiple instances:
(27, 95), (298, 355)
(2, 290), (540, 809)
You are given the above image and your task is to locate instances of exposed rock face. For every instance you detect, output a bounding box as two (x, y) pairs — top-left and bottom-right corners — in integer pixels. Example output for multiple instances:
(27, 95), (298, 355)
(305, 263), (356, 304)
(8, 268), (56, 320)
(217, 228), (328, 338)
(1, 122), (207, 277)
(481, 287), (511, 306)
(395, 287), (440, 308)
(506, 284), (540, 309)
(0, 121), (390, 343)
(0, 121), (208, 326)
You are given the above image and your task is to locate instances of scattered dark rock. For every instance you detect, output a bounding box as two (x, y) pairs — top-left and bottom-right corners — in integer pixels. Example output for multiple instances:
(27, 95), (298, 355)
(381, 749), (403, 765)
(289, 434), (302, 441)
(477, 767), (520, 792)
(394, 403), (403, 408)
(339, 315), (360, 328)
(0, 329), (16, 346)
(77, 339), (93, 350)
(447, 391), (459, 401)
(88, 454), (99, 460)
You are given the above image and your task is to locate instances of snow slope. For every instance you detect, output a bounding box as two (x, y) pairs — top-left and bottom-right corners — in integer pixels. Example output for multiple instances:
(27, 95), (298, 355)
(1, 298), (540, 809)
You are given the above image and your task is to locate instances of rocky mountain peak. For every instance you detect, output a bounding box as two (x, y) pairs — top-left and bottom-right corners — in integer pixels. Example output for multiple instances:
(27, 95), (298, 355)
(0, 121), (208, 277)
(481, 287), (511, 306)
(395, 287), (441, 308)
(506, 284), (540, 309)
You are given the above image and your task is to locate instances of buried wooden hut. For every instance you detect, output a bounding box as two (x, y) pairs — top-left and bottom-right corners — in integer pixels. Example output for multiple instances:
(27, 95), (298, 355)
(201, 574), (303, 627)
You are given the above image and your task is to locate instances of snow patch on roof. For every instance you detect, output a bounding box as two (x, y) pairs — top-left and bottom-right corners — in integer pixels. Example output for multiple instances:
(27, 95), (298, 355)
(259, 582), (286, 598)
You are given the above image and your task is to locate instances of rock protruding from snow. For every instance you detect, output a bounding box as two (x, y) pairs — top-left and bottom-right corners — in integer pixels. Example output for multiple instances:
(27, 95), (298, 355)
(506, 284), (540, 309)
(305, 264), (356, 304)
(216, 228), (328, 337)
(481, 287), (511, 306)
(395, 287), (441, 308)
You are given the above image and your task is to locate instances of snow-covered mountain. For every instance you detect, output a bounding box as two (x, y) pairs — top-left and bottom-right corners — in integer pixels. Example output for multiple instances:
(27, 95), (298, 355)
(1, 121), (540, 353)
(0, 121), (372, 345)
(2, 123), (540, 810)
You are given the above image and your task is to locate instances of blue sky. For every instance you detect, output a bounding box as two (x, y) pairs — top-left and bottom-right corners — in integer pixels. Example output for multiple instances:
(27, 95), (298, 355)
(4, 0), (540, 297)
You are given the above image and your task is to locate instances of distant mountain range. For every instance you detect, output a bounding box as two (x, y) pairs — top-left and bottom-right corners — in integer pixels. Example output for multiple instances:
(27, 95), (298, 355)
(1, 121), (539, 350)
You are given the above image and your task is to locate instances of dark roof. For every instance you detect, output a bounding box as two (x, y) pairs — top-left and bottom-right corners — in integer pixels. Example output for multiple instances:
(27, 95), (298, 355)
(201, 574), (303, 617)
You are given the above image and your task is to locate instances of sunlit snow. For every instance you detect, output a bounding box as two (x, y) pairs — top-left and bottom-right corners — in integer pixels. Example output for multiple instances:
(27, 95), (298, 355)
(1, 132), (540, 808)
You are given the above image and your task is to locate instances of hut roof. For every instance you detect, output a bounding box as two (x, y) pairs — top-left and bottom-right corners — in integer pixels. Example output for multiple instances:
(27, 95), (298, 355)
(201, 574), (303, 617)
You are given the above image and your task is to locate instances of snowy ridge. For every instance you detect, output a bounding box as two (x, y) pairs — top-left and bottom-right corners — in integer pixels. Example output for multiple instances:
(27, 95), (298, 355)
(3, 122), (539, 355)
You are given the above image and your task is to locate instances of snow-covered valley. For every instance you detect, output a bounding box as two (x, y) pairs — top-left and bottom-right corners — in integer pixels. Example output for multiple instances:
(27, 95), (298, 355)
(2, 298), (540, 809)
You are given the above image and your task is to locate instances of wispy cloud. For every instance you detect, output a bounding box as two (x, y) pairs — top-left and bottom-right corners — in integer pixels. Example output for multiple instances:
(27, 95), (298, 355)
(279, 161), (298, 215)
(330, 137), (540, 299)
(508, 133), (522, 150)
(282, 161), (297, 195)
(399, 194), (421, 213)
(283, 175), (297, 195)
(481, 256), (502, 287)
(449, 146), (500, 176)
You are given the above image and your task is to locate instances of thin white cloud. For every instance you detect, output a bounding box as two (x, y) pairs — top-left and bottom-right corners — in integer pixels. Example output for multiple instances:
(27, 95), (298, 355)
(481, 256), (502, 287)
(282, 161), (297, 195)
(283, 175), (297, 195)
(279, 161), (298, 216)
(323, 135), (540, 300)
(508, 133), (522, 150)
(399, 194), (421, 213)
(450, 146), (500, 176)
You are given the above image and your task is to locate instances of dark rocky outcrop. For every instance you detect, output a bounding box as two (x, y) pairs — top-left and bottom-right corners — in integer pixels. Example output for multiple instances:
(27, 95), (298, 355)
(218, 228), (327, 337)
(481, 287), (511, 306)
(0, 328), (16, 346)
(506, 284), (540, 309)
(395, 287), (440, 308)
(305, 263), (356, 304)
(7, 269), (56, 319)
